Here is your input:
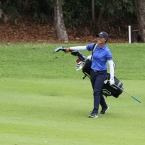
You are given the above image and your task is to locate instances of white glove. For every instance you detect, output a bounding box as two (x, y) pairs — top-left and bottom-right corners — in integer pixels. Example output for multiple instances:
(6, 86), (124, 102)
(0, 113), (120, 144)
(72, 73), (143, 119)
(109, 78), (115, 85)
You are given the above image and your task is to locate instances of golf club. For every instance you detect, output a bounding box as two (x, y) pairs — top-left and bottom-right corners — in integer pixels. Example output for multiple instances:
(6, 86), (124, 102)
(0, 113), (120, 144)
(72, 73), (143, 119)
(113, 84), (141, 103)
(54, 46), (66, 53)
(122, 89), (141, 103)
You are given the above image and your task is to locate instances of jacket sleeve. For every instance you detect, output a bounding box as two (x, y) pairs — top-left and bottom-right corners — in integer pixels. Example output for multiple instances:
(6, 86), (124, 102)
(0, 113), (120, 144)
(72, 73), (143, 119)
(107, 60), (115, 78)
(69, 46), (87, 51)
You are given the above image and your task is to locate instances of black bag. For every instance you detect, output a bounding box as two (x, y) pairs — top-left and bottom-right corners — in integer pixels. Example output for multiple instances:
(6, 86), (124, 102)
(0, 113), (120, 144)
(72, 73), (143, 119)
(102, 73), (123, 98)
(82, 43), (97, 79)
(82, 61), (123, 97)
(82, 59), (92, 79)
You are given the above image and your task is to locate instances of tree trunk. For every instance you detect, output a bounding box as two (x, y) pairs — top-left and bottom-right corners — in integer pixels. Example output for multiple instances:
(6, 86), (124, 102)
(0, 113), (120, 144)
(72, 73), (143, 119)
(92, 0), (95, 25)
(96, 0), (106, 33)
(53, 0), (68, 41)
(134, 0), (145, 42)
(91, 0), (96, 35)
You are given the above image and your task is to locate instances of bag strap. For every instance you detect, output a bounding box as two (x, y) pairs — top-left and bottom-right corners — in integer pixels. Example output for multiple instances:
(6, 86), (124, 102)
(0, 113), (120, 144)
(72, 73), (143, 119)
(91, 43), (98, 60)
(93, 43), (97, 52)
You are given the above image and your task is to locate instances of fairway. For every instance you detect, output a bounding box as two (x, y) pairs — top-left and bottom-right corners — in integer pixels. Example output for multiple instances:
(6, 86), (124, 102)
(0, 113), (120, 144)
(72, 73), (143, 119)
(0, 43), (145, 145)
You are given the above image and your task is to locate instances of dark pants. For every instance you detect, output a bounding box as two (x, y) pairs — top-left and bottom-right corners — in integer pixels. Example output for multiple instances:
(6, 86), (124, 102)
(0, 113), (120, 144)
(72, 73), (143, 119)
(90, 69), (107, 114)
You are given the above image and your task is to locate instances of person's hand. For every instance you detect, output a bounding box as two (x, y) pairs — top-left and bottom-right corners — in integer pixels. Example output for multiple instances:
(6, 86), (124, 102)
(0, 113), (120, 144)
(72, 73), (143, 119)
(109, 78), (115, 86)
(65, 48), (70, 53)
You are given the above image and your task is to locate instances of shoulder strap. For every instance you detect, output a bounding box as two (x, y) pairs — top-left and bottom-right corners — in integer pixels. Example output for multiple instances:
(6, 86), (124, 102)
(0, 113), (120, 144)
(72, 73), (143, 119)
(91, 43), (97, 60)
(92, 43), (97, 53)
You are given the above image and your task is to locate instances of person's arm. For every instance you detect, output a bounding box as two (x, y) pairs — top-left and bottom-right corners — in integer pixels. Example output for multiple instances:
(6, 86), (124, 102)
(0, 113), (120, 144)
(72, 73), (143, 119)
(66, 46), (87, 52)
(107, 60), (115, 85)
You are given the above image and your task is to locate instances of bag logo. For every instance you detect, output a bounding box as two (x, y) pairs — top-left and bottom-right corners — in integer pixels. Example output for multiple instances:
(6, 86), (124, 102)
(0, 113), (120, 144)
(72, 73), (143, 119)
(102, 89), (112, 96)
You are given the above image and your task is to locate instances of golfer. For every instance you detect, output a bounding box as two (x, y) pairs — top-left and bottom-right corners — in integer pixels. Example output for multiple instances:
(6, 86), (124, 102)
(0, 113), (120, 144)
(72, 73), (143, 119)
(66, 31), (115, 118)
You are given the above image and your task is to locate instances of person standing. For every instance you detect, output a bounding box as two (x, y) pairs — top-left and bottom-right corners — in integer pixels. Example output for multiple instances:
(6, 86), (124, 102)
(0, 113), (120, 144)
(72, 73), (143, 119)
(65, 31), (115, 118)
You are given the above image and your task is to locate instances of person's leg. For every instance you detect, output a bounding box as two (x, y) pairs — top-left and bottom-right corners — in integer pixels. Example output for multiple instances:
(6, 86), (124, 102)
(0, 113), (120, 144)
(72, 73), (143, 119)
(90, 70), (106, 114)
(100, 93), (107, 108)
(88, 70), (99, 118)
(100, 93), (110, 114)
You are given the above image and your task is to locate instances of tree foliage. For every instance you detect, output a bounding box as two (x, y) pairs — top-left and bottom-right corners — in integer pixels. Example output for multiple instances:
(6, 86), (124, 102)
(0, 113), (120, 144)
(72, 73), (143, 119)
(1, 0), (144, 42)
(0, 0), (53, 23)
(0, 0), (135, 25)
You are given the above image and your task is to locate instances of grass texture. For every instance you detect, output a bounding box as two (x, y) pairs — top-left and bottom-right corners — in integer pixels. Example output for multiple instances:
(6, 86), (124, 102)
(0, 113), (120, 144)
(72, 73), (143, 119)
(0, 43), (145, 145)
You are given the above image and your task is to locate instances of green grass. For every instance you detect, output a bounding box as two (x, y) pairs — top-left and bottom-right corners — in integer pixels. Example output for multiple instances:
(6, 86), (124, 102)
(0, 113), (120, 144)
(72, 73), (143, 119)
(0, 43), (145, 145)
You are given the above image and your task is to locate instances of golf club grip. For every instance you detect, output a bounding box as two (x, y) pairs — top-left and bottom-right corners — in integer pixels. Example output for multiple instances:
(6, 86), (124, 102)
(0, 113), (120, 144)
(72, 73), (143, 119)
(131, 96), (141, 103)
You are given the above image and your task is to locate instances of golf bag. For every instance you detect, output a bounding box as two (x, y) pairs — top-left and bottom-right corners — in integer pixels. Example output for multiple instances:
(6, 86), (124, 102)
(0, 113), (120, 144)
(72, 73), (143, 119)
(102, 73), (123, 98)
(82, 59), (92, 79)
(82, 59), (123, 98)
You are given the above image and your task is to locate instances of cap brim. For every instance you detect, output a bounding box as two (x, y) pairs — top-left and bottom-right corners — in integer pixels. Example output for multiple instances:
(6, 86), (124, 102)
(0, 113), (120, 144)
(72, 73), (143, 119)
(96, 34), (104, 38)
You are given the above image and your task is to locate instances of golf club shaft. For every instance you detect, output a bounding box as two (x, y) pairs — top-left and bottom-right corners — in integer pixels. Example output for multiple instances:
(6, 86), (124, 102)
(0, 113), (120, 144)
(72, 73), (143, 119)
(113, 83), (141, 103)
(122, 90), (141, 103)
